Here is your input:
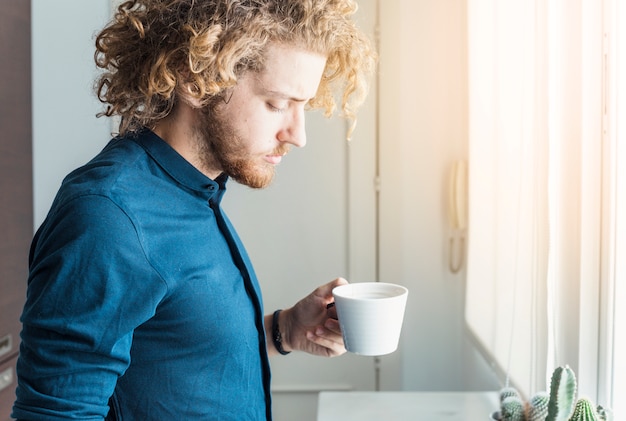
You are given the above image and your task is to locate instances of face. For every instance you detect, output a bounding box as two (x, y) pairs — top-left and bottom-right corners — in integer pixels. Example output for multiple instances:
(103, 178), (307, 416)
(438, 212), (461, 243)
(196, 44), (327, 188)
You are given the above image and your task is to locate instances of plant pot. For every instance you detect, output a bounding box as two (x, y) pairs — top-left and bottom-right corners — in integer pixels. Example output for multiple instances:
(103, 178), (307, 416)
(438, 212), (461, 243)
(490, 410), (501, 420)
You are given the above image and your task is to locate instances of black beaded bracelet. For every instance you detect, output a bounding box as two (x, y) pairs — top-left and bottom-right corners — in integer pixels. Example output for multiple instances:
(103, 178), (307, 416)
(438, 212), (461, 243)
(272, 309), (291, 355)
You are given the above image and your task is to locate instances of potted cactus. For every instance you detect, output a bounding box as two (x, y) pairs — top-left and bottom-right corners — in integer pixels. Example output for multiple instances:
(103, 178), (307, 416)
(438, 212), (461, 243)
(490, 365), (613, 421)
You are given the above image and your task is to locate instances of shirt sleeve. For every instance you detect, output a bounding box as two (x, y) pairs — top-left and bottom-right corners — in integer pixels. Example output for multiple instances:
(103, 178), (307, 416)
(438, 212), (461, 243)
(12, 194), (168, 420)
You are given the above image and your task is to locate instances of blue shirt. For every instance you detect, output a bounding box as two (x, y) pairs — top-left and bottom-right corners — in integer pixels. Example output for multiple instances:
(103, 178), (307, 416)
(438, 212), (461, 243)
(13, 129), (272, 420)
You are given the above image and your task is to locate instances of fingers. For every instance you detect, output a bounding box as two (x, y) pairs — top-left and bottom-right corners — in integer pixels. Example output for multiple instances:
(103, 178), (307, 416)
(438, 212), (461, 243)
(317, 277), (348, 302)
(281, 278), (349, 357)
(328, 277), (349, 292)
(324, 317), (341, 334)
(331, 277), (349, 287)
(312, 280), (345, 355)
(317, 278), (348, 316)
(306, 325), (346, 357)
(312, 319), (345, 355)
(323, 278), (346, 319)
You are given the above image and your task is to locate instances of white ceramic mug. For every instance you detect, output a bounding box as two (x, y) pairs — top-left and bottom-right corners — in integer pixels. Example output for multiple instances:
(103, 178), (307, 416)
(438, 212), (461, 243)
(332, 282), (408, 356)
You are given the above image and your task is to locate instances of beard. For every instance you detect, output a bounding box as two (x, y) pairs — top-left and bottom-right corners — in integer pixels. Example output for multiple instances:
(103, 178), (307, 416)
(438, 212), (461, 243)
(195, 103), (289, 189)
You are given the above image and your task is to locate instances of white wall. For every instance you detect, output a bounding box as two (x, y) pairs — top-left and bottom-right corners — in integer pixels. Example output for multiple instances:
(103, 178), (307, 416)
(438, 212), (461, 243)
(32, 0), (112, 227)
(378, 0), (497, 391)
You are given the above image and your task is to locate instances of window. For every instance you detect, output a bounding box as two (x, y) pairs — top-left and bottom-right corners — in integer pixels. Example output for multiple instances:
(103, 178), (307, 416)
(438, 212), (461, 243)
(604, 0), (626, 413)
(465, 0), (621, 410)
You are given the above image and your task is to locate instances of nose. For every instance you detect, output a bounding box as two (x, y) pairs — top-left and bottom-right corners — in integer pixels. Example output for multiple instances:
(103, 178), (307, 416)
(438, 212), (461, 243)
(277, 107), (307, 148)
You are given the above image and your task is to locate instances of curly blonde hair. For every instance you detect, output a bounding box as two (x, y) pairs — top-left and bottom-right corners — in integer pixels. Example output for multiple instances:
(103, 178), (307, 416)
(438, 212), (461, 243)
(95, 0), (376, 137)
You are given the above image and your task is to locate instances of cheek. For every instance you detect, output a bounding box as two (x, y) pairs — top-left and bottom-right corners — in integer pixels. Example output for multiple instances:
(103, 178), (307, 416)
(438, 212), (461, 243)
(242, 114), (280, 145)
(222, 98), (281, 146)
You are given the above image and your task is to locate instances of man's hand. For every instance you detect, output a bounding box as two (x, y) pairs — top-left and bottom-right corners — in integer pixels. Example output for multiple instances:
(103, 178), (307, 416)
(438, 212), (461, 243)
(268, 278), (348, 357)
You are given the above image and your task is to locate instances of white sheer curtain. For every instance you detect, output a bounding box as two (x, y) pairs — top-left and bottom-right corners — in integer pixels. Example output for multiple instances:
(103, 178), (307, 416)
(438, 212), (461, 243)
(465, 0), (549, 395)
(465, 0), (609, 401)
(546, 0), (606, 403)
(605, 0), (626, 414)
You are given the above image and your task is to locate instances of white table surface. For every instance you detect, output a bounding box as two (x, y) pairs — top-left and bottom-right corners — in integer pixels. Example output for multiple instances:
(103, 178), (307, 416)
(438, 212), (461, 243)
(317, 391), (499, 421)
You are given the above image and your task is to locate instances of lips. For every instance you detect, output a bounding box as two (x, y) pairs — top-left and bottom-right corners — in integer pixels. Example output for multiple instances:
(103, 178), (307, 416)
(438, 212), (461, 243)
(265, 145), (290, 165)
(265, 154), (284, 165)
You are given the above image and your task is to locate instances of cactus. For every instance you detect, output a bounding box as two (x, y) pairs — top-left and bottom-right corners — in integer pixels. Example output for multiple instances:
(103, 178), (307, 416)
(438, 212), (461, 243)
(501, 396), (527, 421)
(597, 405), (613, 421)
(496, 366), (612, 421)
(569, 398), (600, 421)
(527, 391), (549, 421)
(546, 365), (577, 421)
(501, 386), (522, 403)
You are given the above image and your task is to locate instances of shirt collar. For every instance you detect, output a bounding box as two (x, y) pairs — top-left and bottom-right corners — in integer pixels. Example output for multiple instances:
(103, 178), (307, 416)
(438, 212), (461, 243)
(131, 128), (228, 201)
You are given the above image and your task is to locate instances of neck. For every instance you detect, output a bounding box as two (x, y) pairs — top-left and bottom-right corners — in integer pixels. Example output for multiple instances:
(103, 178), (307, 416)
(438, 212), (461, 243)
(152, 102), (222, 179)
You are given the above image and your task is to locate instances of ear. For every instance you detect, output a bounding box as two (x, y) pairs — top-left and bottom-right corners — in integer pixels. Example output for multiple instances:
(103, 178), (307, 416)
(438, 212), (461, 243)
(176, 81), (204, 109)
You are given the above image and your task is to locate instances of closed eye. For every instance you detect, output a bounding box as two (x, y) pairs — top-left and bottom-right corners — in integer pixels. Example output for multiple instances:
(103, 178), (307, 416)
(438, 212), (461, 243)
(267, 102), (287, 113)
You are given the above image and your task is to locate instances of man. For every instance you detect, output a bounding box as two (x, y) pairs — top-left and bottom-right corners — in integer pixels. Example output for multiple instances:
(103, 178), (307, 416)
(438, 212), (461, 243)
(13, 0), (375, 420)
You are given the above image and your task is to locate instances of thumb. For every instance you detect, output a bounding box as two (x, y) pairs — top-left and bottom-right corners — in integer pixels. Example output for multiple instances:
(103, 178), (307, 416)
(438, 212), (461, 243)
(320, 277), (349, 301)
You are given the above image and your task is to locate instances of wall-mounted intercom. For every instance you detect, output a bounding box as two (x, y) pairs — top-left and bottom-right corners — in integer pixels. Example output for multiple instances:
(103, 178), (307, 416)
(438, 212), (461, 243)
(448, 159), (467, 273)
